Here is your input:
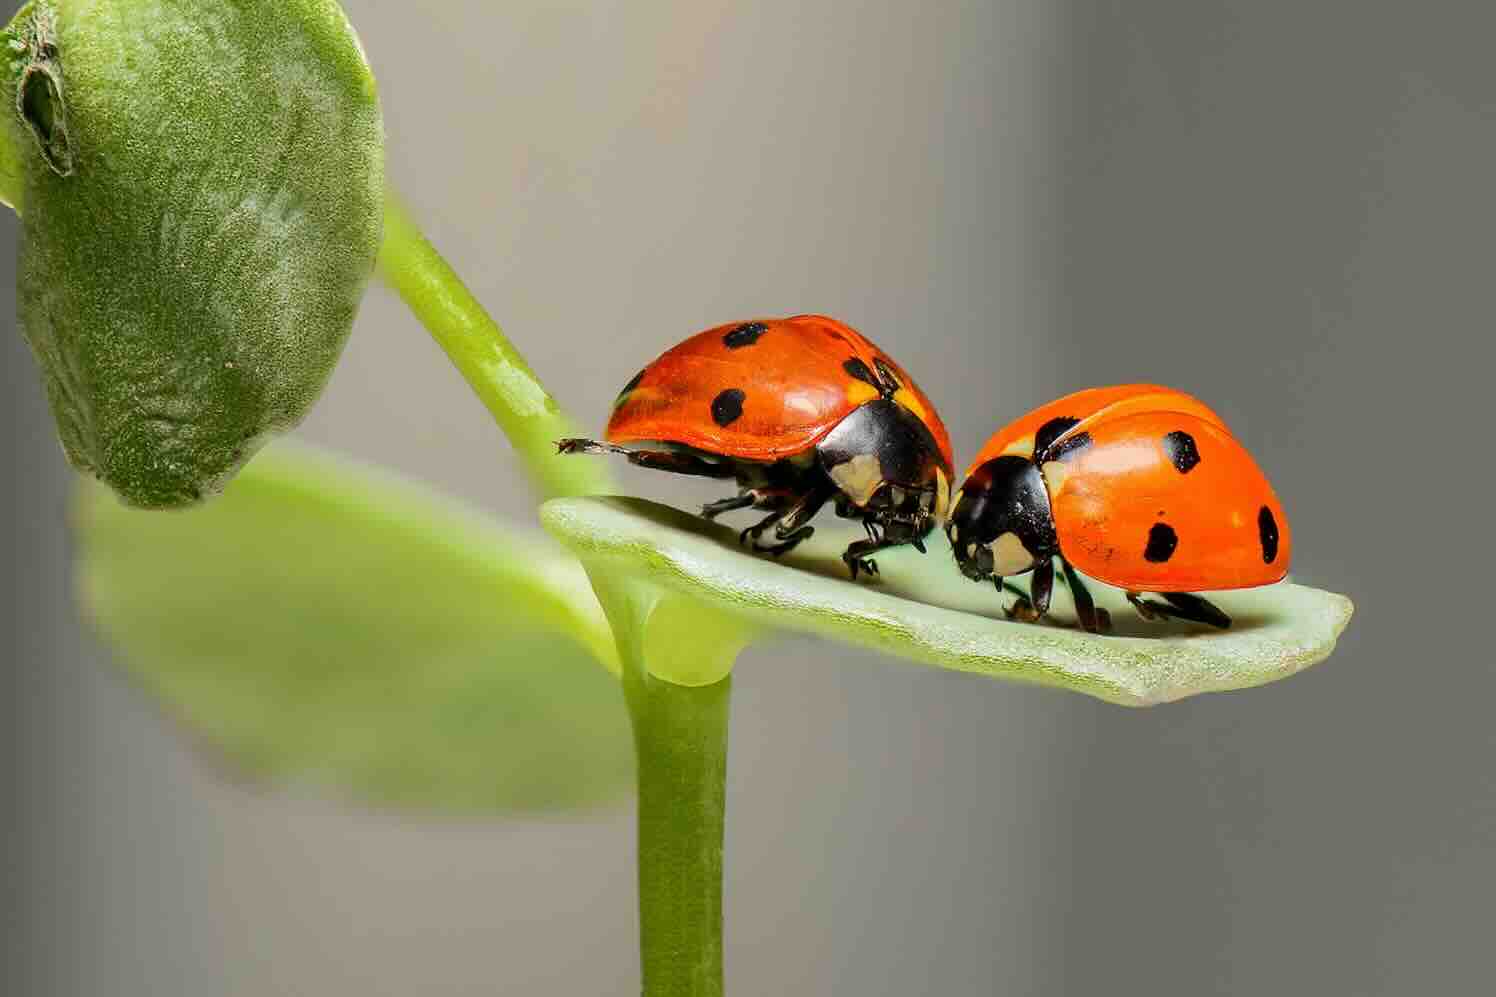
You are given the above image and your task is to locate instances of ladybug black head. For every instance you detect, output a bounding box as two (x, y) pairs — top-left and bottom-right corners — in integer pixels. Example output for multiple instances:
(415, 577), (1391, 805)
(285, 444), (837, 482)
(947, 456), (1059, 582)
(815, 398), (951, 539)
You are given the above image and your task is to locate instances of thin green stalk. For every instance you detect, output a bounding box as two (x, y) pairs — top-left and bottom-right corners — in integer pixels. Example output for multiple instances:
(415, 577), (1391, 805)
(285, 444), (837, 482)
(376, 194), (611, 500)
(625, 669), (730, 997)
(383, 196), (730, 992)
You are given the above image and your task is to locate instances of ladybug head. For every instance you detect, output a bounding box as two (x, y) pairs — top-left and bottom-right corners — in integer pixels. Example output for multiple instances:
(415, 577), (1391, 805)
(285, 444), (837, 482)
(946, 456), (1059, 582)
(816, 398), (952, 539)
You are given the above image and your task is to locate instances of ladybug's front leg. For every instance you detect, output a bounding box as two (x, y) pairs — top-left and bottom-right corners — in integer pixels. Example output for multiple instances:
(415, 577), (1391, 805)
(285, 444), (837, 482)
(1004, 558), (1054, 623)
(840, 537), (884, 580)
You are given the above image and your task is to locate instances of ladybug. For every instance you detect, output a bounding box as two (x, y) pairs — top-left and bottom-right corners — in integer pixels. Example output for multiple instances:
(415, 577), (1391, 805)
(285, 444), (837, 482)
(946, 385), (1291, 632)
(558, 315), (954, 577)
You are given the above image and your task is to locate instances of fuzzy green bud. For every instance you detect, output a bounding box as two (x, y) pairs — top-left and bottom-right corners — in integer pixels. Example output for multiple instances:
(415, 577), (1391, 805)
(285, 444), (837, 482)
(4, 1), (383, 507)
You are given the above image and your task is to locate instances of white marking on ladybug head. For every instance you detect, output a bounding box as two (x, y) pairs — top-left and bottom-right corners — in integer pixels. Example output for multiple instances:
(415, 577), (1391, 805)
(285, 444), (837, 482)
(933, 468), (950, 521)
(992, 532), (1036, 575)
(828, 453), (884, 507)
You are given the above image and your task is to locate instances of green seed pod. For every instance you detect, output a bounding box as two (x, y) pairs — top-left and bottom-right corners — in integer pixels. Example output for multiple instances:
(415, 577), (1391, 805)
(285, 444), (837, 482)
(3, 1), (383, 507)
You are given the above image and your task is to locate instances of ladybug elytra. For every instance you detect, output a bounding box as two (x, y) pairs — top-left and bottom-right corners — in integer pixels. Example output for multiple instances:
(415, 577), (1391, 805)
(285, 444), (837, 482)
(559, 315), (953, 577)
(946, 385), (1291, 632)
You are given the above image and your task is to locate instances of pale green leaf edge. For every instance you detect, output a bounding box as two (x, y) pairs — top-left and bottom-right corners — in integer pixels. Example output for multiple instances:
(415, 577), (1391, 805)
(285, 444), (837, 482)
(541, 496), (1354, 707)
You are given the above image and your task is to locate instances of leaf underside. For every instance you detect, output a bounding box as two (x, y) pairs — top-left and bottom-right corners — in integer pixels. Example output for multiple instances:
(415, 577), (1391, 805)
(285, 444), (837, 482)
(77, 444), (632, 815)
(542, 496), (1354, 707)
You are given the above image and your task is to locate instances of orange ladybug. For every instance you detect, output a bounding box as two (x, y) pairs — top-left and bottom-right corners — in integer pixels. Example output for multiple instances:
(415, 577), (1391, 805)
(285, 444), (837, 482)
(946, 385), (1291, 632)
(559, 315), (953, 577)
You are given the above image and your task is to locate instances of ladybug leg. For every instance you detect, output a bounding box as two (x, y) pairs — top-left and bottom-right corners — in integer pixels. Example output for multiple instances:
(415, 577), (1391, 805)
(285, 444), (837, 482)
(740, 509), (784, 547)
(1058, 558), (1109, 634)
(842, 516), (925, 578)
(1005, 559), (1053, 623)
(840, 538), (883, 580)
(701, 493), (756, 519)
(740, 486), (830, 557)
(1126, 592), (1231, 630)
(1126, 592), (1161, 621)
(1161, 592), (1231, 629)
(556, 439), (735, 479)
(761, 525), (816, 558)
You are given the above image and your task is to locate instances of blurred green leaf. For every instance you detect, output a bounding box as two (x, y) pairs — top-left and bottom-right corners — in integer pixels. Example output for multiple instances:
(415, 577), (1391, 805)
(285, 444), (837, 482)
(6, 0), (384, 507)
(77, 443), (632, 814)
(543, 497), (1354, 706)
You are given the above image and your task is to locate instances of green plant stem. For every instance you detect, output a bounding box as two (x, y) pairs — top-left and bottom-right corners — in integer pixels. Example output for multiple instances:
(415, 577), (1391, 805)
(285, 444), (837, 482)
(382, 193), (730, 992)
(376, 194), (611, 500)
(625, 669), (731, 997)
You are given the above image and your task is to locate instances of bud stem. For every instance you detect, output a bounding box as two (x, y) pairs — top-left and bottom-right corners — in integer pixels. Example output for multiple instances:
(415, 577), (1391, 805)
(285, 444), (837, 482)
(377, 192), (612, 500)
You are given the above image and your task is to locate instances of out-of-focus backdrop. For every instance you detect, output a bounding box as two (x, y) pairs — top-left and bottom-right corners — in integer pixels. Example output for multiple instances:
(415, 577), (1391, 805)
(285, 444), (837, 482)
(5, 2), (1493, 994)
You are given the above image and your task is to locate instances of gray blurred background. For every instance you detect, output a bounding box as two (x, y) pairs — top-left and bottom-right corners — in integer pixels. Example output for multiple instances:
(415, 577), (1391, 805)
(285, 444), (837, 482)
(5, 1), (1493, 993)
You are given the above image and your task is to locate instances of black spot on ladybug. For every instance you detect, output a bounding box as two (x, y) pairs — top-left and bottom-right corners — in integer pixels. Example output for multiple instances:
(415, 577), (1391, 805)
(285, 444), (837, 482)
(1162, 430), (1201, 473)
(1049, 431), (1093, 462)
(723, 322), (769, 349)
(711, 388), (746, 427)
(1258, 505), (1279, 563)
(616, 368), (646, 402)
(1035, 417), (1080, 460)
(1144, 522), (1178, 563)
(843, 357), (878, 386)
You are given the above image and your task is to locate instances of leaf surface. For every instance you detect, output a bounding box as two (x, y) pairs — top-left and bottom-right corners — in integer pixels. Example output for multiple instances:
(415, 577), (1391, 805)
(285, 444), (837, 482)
(543, 496), (1354, 706)
(78, 444), (632, 813)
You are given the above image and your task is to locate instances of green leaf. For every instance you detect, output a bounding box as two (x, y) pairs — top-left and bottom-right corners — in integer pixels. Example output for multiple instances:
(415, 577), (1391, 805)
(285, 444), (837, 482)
(6, 0), (384, 508)
(77, 443), (633, 814)
(541, 496), (1354, 706)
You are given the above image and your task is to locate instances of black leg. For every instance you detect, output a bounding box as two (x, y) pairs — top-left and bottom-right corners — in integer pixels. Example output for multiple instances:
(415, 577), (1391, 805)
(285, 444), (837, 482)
(1162, 592), (1232, 629)
(759, 524), (815, 557)
(1059, 558), (1106, 634)
(556, 439), (735, 479)
(1126, 591), (1231, 629)
(739, 486), (831, 558)
(840, 538), (884, 579)
(1006, 559), (1053, 623)
(701, 492), (755, 519)
(740, 509), (784, 547)
(1031, 560), (1053, 616)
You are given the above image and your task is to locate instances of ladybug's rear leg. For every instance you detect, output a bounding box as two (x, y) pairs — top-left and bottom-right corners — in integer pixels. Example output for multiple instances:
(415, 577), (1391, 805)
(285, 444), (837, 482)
(556, 439), (736, 478)
(1126, 591), (1231, 629)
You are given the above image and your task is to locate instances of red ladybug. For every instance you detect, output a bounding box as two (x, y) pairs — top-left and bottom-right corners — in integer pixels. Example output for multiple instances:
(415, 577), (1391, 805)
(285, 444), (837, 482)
(559, 315), (953, 577)
(946, 385), (1291, 631)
